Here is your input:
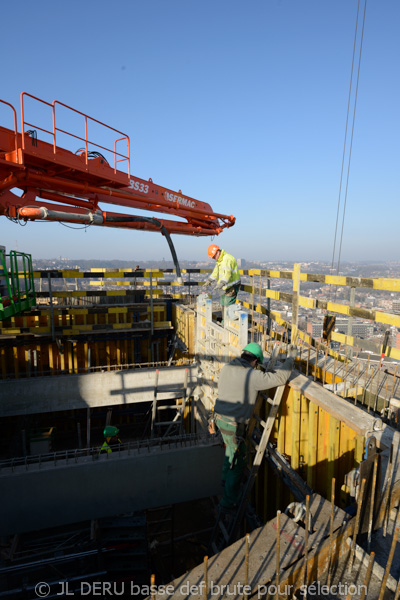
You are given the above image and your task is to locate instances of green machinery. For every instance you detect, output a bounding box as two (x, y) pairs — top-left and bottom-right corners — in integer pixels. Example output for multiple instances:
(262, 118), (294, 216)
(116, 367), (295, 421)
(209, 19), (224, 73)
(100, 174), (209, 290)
(0, 247), (36, 320)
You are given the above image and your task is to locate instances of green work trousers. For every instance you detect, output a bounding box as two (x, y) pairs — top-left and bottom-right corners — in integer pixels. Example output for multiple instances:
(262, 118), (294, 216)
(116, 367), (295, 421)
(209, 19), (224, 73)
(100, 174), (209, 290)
(216, 417), (247, 509)
(219, 284), (240, 307)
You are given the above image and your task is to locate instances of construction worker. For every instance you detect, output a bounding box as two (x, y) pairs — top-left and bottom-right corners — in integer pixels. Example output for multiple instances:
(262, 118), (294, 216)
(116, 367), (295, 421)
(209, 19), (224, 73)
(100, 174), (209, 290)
(213, 342), (297, 510)
(99, 425), (121, 454)
(203, 245), (241, 307)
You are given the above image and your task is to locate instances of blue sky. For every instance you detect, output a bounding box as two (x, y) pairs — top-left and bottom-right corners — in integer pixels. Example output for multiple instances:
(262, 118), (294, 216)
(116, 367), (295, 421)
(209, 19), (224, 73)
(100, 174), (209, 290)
(1, 0), (398, 264)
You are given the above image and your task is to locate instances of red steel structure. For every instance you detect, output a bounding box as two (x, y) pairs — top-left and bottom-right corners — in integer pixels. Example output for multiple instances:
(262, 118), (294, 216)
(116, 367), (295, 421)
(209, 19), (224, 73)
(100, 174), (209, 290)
(0, 93), (236, 238)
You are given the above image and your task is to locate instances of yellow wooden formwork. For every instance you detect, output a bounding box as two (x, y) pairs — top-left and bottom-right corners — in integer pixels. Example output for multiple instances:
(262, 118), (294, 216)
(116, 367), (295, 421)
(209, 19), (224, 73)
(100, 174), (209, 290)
(0, 302), (171, 378)
(266, 386), (363, 514)
(172, 304), (196, 358)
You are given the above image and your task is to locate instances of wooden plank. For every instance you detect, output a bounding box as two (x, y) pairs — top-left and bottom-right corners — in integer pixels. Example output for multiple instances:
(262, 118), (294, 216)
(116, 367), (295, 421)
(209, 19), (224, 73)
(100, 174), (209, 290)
(289, 371), (377, 436)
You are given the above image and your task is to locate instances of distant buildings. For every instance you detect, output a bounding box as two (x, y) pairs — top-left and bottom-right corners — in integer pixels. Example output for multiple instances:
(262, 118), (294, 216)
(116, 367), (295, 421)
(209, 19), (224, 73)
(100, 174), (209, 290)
(306, 318), (374, 340)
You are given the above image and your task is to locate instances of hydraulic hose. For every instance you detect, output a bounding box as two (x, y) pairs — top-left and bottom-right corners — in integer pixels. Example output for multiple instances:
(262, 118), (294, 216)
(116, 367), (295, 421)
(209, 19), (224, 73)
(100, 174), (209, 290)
(104, 215), (182, 282)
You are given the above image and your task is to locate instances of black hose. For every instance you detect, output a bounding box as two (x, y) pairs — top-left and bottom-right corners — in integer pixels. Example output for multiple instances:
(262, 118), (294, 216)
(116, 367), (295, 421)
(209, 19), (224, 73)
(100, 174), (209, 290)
(105, 215), (182, 280)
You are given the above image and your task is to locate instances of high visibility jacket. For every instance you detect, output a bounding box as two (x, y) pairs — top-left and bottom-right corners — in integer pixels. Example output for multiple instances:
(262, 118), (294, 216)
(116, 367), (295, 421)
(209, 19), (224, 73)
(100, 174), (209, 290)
(99, 441), (112, 454)
(209, 250), (241, 290)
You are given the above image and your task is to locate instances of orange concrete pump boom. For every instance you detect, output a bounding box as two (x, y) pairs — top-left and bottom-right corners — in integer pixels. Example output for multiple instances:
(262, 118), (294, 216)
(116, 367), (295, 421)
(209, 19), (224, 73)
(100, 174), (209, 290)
(0, 93), (236, 275)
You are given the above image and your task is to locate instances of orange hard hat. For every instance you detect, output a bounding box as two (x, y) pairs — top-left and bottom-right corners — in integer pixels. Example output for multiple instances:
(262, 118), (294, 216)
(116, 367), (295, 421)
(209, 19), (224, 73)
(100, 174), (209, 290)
(207, 244), (220, 259)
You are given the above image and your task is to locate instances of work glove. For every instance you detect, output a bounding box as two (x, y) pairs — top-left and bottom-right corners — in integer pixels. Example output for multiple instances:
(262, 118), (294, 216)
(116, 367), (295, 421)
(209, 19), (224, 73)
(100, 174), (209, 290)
(203, 278), (213, 287)
(287, 345), (297, 360)
(215, 282), (224, 290)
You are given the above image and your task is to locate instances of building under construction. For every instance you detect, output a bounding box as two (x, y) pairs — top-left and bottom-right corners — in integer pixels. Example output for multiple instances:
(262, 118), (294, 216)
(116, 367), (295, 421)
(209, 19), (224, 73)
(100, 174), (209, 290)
(0, 94), (400, 599)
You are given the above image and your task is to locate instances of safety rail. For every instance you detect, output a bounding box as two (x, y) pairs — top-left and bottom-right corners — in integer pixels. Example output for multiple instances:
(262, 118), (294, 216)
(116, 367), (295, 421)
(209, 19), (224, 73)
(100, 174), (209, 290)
(2, 264), (400, 377)
(0, 432), (214, 473)
(241, 264), (400, 362)
(20, 93), (130, 176)
(0, 249), (36, 320)
(0, 99), (19, 158)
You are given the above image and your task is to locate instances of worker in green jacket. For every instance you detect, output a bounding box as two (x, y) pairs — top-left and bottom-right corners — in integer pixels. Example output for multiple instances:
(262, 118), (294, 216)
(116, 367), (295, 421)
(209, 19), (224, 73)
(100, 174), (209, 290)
(203, 244), (241, 307)
(214, 342), (297, 510)
(99, 425), (121, 454)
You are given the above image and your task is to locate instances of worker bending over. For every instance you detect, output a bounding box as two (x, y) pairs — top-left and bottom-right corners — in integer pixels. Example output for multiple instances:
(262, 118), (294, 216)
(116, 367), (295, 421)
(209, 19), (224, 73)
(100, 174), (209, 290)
(203, 245), (241, 307)
(213, 342), (297, 510)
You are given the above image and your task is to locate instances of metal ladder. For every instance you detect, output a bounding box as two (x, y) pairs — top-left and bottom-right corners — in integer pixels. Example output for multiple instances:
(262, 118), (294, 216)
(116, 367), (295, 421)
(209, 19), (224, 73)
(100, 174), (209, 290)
(151, 369), (189, 437)
(209, 381), (287, 554)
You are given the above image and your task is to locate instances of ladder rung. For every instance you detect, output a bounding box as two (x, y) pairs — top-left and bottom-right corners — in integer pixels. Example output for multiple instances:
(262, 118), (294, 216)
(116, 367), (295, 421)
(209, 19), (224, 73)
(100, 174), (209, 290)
(267, 397), (274, 405)
(211, 542), (219, 553)
(250, 438), (259, 450)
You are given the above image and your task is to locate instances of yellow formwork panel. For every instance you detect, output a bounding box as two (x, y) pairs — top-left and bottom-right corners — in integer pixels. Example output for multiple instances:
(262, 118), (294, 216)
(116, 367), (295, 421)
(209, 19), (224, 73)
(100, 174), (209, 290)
(271, 388), (364, 505)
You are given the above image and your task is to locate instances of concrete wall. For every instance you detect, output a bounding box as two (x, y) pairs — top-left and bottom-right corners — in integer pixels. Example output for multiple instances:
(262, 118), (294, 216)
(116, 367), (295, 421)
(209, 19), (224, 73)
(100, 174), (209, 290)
(0, 437), (224, 536)
(0, 364), (199, 417)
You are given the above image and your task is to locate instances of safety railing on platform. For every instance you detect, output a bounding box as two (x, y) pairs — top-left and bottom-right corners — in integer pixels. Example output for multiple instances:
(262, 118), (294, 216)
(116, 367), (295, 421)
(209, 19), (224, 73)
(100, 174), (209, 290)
(240, 264), (400, 363)
(0, 249), (36, 320)
(20, 92), (130, 176)
(0, 99), (19, 159)
(0, 432), (214, 473)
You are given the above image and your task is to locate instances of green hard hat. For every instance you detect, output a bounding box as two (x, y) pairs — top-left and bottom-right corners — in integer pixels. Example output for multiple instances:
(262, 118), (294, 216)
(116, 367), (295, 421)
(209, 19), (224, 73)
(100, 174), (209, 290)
(242, 342), (264, 364)
(104, 425), (119, 438)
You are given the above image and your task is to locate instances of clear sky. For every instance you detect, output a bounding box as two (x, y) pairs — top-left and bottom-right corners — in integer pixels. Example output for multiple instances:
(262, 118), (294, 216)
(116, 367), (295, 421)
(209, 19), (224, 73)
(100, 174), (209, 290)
(1, 0), (398, 264)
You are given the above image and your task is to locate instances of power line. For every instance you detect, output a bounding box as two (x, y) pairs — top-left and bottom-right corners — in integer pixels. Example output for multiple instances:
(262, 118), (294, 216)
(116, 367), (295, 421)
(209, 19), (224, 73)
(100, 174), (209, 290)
(336, 0), (368, 275)
(331, 0), (367, 281)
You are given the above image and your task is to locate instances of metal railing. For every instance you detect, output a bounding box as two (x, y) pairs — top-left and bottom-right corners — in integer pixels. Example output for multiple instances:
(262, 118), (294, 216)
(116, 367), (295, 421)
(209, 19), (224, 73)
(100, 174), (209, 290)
(0, 99), (19, 158)
(0, 249), (36, 320)
(0, 432), (214, 473)
(20, 92), (130, 176)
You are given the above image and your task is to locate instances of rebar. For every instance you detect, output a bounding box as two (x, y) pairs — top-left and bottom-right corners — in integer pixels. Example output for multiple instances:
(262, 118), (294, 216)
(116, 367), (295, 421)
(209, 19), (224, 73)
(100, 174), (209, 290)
(313, 343), (320, 381)
(349, 477), (366, 571)
(244, 533), (250, 600)
(354, 361), (361, 406)
(151, 574), (156, 600)
(303, 495), (310, 587)
(322, 346), (328, 385)
(383, 372), (390, 416)
(367, 454), (379, 552)
(383, 443), (394, 538)
(373, 367), (381, 412)
(394, 576), (400, 600)
(378, 528), (399, 600)
(389, 363), (399, 401)
(327, 478), (336, 587)
(276, 511), (281, 591)
(360, 552), (375, 600)
(204, 555), (208, 600)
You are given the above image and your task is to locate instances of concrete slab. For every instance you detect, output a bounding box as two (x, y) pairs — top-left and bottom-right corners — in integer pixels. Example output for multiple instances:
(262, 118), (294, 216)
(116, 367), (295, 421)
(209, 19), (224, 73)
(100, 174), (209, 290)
(0, 364), (199, 417)
(150, 494), (350, 600)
